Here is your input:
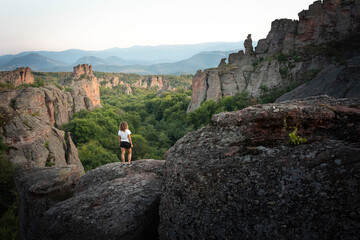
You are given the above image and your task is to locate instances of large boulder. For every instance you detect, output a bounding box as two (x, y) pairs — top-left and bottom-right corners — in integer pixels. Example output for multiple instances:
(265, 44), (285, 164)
(160, 96), (360, 239)
(14, 165), (83, 240)
(36, 160), (165, 240)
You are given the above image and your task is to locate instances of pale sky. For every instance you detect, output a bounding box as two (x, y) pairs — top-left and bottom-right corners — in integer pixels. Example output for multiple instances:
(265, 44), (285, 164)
(0, 0), (315, 55)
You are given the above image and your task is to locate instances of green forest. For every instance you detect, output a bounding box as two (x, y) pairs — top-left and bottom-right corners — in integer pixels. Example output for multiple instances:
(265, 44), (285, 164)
(1, 70), (297, 173)
(62, 81), (286, 171)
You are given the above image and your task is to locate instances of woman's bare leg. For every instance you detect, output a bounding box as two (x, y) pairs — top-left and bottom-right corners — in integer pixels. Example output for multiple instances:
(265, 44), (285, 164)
(128, 148), (132, 164)
(121, 148), (126, 164)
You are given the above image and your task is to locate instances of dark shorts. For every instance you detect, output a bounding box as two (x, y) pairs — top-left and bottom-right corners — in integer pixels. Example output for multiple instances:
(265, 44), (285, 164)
(120, 142), (132, 149)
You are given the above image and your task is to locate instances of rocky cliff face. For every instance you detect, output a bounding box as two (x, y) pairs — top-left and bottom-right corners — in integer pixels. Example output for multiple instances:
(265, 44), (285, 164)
(160, 95), (360, 239)
(276, 55), (360, 102)
(188, 0), (360, 112)
(0, 85), (85, 170)
(68, 64), (102, 110)
(0, 67), (34, 87)
(0, 64), (103, 170)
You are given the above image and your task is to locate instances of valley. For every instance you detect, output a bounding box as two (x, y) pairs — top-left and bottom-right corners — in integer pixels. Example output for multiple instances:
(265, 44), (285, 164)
(1, 0), (360, 239)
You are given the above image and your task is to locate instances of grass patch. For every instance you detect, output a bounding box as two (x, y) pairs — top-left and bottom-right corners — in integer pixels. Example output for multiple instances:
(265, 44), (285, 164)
(279, 67), (289, 78)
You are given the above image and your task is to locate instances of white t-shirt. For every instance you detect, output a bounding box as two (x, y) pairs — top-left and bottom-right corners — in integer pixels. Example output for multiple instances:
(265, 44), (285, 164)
(118, 129), (131, 143)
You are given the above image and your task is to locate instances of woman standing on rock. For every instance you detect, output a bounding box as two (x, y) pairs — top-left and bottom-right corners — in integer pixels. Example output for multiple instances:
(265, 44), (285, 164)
(118, 121), (133, 165)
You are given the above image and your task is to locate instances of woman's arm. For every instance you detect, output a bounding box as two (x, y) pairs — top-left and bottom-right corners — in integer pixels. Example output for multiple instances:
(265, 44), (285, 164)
(119, 136), (121, 146)
(128, 134), (133, 147)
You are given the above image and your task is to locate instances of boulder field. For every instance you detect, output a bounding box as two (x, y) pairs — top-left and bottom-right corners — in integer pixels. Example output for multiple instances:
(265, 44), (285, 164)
(14, 95), (360, 239)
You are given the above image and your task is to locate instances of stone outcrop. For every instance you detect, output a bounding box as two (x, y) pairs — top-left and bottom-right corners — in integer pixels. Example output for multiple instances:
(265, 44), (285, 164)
(68, 64), (102, 110)
(71, 64), (94, 79)
(228, 50), (244, 65)
(244, 34), (254, 55)
(0, 103), (84, 172)
(98, 74), (179, 94)
(276, 55), (360, 102)
(256, 0), (360, 54)
(98, 76), (133, 95)
(15, 160), (165, 240)
(0, 65), (102, 170)
(66, 132), (83, 170)
(133, 76), (174, 92)
(187, 0), (360, 112)
(160, 95), (360, 239)
(0, 67), (34, 87)
(218, 58), (227, 68)
(14, 165), (84, 240)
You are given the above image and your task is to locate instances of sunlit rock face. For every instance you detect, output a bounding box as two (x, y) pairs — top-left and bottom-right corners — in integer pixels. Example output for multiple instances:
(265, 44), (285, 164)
(0, 64), (102, 170)
(187, 0), (360, 112)
(0, 67), (34, 87)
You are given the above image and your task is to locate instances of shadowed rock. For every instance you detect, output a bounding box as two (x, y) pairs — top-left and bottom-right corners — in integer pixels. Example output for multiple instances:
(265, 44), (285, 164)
(35, 160), (165, 240)
(160, 96), (360, 239)
(276, 56), (360, 102)
(14, 165), (84, 240)
(218, 58), (227, 68)
(244, 34), (254, 55)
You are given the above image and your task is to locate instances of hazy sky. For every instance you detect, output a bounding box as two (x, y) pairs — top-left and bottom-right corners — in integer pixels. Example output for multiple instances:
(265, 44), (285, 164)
(0, 0), (315, 55)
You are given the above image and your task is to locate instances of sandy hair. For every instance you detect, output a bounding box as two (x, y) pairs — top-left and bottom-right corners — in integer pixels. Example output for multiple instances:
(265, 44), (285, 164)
(120, 121), (128, 131)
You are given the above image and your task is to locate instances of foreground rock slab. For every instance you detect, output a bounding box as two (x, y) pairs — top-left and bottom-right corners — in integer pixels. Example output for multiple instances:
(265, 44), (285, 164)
(14, 165), (83, 240)
(38, 159), (165, 240)
(159, 96), (360, 239)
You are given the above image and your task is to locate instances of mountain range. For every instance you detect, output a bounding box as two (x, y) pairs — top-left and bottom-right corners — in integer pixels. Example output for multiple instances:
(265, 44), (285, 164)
(0, 41), (247, 75)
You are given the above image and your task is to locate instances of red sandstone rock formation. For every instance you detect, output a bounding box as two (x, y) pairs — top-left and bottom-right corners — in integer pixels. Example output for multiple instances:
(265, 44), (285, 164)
(133, 76), (173, 92)
(0, 67), (34, 87)
(187, 0), (360, 112)
(69, 64), (102, 110)
(0, 85), (85, 170)
(0, 69), (101, 170)
(256, 0), (360, 53)
(71, 64), (94, 79)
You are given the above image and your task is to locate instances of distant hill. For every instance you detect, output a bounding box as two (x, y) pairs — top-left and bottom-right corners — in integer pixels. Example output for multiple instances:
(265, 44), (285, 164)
(0, 53), (67, 71)
(1, 41), (245, 65)
(0, 42), (245, 74)
(94, 42), (245, 62)
(92, 50), (237, 75)
(74, 56), (110, 66)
